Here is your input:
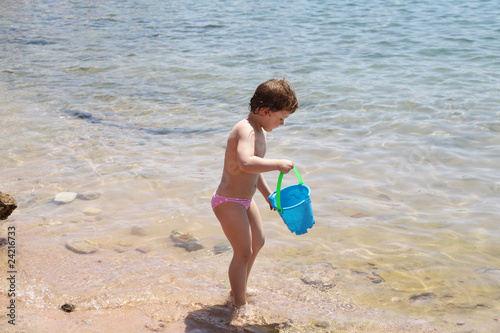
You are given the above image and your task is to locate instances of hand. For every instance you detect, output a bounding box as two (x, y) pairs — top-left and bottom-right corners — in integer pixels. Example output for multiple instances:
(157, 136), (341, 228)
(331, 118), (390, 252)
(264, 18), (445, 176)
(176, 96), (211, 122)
(266, 197), (276, 211)
(277, 159), (294, 174)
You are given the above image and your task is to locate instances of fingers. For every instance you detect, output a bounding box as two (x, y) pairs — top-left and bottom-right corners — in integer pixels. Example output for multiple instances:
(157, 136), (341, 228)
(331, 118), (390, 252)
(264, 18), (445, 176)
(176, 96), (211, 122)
(266, 198), (276, 211)
(278, 159), (294, 173)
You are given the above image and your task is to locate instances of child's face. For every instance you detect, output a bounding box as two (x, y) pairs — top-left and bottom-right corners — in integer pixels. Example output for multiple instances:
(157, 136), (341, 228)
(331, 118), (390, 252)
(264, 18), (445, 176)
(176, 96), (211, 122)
(262, 109), (292, 132)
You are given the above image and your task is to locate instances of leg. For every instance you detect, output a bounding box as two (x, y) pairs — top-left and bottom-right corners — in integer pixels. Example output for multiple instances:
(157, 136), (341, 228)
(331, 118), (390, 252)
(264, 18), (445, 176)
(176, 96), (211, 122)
(245, 200), (265, 282)
(213, 202), (252, 307)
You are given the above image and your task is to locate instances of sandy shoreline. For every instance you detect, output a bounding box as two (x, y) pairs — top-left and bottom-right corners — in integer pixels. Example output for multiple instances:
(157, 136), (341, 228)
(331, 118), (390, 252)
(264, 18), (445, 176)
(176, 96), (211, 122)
(0, 218), (446, 333)
(3, 306), (438, 333)
(5, 295), (441, 333)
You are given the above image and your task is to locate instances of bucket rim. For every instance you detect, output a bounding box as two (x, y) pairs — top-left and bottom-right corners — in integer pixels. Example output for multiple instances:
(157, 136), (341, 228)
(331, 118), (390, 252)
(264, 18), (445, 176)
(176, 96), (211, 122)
(277, 184), (311, 211)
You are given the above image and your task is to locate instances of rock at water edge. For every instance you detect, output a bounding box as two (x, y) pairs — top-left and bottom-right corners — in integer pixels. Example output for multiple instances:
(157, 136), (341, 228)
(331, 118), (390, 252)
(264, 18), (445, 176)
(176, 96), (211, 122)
(0, 193), (17, 220)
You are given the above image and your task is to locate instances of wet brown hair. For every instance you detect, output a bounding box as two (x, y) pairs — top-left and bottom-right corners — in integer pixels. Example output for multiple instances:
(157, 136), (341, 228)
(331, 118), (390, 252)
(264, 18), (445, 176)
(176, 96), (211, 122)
(249, 78), (298, 114)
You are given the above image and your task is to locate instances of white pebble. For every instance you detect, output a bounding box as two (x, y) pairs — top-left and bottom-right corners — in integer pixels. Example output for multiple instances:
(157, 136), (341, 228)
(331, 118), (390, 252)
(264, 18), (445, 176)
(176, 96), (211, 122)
(54, 192), (78, 204)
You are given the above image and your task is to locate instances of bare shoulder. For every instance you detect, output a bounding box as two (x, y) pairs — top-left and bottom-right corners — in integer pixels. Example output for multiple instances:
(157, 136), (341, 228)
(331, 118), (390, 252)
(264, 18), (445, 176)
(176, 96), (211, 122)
(230, 118), (254, 139)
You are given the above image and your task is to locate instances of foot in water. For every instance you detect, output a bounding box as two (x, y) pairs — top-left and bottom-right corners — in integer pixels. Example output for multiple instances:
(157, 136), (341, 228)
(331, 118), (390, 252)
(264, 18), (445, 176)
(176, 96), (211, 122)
(228, 288), (258, 297)
(230, 303), (255, 326)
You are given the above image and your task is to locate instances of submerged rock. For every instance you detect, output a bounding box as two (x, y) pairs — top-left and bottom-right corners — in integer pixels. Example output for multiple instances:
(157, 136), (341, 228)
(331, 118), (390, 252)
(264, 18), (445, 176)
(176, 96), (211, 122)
(136, 246), (151, 254)
(66, 238), (99, 254)
(170, 229), (203, 252)
(409, 292), (436, 305)
(213, 241), (232, 255)
(76, 192), (101, 200)
(180, 241), (204, 252)
(475, 268), (500, 283)
(131, 225), (147, 237)
(301, 263), (336, 290)
(54, 192), (78, 204)
(377, 194), (392, 201)
(314, 321), (329, 329)
(351, 269), (385, 284)
(82, 207), (102, 216)
(0, 192), (17, 220)
(301, 272), (336, 290)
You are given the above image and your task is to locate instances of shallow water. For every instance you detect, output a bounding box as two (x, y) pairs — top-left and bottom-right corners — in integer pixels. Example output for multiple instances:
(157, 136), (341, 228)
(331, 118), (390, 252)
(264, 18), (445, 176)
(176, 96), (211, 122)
(1, 0), (500, 331)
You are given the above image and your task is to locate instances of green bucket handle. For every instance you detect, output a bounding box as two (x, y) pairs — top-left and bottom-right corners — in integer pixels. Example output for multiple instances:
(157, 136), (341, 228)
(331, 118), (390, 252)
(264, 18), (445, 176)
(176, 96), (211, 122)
(276, 167), (304, 213)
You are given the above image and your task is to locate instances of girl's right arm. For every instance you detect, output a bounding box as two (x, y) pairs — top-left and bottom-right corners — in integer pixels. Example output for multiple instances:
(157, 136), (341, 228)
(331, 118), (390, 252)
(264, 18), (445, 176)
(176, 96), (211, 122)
(236, 127), (293, 174)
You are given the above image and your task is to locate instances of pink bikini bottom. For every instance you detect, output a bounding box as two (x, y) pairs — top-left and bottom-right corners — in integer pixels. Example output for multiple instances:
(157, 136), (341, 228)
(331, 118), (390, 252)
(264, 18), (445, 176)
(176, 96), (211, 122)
(211, 192), (252, 210)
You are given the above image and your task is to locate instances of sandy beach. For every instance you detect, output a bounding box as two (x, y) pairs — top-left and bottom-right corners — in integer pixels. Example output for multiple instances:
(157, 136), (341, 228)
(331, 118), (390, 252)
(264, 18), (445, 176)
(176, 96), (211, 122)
(2, 216), (445, 333)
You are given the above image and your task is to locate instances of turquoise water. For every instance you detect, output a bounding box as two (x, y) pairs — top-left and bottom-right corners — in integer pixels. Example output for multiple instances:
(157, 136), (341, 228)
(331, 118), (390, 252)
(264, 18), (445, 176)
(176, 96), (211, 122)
(2, 0), (500, 331)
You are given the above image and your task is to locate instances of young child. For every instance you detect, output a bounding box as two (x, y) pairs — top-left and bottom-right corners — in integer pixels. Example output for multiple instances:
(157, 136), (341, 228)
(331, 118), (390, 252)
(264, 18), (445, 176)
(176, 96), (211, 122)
(212, 78), (299, 309)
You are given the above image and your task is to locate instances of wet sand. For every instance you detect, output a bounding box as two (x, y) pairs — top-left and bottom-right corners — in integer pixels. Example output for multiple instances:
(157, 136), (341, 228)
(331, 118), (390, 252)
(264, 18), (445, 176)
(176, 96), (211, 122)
(4, 306), (437, 333)
(1, 221), (445, 333)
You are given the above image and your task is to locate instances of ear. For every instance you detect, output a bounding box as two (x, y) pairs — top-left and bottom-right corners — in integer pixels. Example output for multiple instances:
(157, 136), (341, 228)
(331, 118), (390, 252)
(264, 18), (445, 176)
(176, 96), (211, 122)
(259, 107), (271, 116)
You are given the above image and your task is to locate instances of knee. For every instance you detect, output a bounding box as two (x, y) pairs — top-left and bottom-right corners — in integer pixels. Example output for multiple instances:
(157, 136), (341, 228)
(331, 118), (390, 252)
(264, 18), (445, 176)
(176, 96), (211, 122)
(234, 248), (253, 263)
(259, 236), (265, 250)
(254, 236), (265, 252)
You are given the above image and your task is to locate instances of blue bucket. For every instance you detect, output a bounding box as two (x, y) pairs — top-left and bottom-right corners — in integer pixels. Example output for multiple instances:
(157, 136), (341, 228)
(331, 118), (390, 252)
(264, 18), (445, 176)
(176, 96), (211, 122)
(268, 167), (315, 235)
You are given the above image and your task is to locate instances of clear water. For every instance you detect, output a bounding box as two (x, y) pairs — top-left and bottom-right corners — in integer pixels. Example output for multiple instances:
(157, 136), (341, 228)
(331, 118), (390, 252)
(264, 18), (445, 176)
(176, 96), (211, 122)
(1, 0), (500, 331)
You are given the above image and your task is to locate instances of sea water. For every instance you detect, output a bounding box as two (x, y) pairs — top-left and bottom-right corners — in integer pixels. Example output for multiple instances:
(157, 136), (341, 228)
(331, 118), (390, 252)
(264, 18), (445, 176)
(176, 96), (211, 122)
(1, 0), (499, 331)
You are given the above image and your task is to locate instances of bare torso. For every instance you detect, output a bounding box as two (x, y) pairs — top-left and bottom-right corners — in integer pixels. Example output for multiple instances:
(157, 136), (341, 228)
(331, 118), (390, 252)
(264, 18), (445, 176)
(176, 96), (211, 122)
(216, 117), (266, 199)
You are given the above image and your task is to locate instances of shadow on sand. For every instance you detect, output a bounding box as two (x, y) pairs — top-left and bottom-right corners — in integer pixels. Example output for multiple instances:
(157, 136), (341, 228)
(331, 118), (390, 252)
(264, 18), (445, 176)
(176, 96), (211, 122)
(184, 303), (284, 333)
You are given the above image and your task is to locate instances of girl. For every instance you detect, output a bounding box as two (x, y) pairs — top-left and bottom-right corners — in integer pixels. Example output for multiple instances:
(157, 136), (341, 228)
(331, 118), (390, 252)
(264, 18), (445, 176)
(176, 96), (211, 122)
(212, 79), (298, 309)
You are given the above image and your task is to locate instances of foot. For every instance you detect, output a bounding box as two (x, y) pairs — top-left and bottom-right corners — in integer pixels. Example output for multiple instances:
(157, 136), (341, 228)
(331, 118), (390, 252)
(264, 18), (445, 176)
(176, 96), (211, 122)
(230, 303), (253, 326)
